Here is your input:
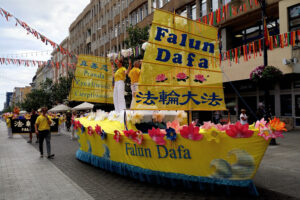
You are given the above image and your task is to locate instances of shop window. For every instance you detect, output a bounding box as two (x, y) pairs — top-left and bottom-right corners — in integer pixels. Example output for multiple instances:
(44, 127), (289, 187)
(288, 4), (300, 32)
(259, 95), (275, 116)
(230, 19), (279, 50)
(280, 95), (292, 116)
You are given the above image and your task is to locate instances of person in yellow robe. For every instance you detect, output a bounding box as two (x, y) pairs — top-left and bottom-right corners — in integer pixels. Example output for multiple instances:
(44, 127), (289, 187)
(127, 60), (141, 108)
(35, 107), (54, 159)
(111, 57), (127, 112)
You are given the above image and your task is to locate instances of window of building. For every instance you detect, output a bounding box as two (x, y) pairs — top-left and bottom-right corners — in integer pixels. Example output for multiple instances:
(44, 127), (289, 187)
(152, 0), (157, 9)
(280, 94), (292, 116)
(191, 4), (197, 20)
(230, 19), (279, 50)
(136, 10), (139, 23)
(145, 3), (148, 16)
(288, 4), (300, 32)
(158, 0), (163, 8)
(212, 0), (219, 11)
(179, 8), (187, 18)
(140, 7), (143, 21)
(201, 0), (207, 17)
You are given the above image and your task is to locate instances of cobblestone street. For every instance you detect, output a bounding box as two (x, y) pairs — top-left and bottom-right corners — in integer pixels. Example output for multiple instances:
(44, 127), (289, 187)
(16, 124), (299, 200)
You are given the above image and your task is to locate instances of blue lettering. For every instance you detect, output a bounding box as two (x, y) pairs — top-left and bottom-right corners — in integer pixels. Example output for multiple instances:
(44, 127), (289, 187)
(155, 27), (169, 41)
(172, 53), (182, 64)
(179, 34), (187, 47)
(189, 39), (201, 50)
(157, 145), (168, 158)
(187, 53), (196, 67)
(198, 58), (208, 69)
(167, 33), (177, 44)
(202, 42), (215, 53)
(156, 48), (171, 62)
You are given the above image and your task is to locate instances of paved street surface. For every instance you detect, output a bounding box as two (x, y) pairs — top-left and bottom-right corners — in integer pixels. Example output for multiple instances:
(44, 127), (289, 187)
(0, 122), (93, 200)
(1, 121), (300, 200)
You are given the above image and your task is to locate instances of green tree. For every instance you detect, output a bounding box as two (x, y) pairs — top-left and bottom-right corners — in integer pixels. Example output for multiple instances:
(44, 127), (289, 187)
(124, 25), (149, 48)
(20, 72), (74, 111)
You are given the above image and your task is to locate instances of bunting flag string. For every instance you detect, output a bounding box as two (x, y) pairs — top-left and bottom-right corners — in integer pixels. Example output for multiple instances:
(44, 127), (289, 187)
(199, 0), (259, 25)
(0, 7), (76, 59)
(221, 30), (300, 63)
(0, 57), (76, 69)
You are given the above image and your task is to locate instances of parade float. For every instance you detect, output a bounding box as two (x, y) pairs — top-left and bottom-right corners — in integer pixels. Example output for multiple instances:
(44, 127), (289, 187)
(72, 9), (286, 195)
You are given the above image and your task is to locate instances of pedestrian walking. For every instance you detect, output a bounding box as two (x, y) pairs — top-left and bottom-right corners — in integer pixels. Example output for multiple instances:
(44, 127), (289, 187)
(6, 115), (13, 138)
(71, 111), (77, 140)
(28, 109), (38, 143)
(35, 107), (54, 159)
(66, 110), (72, 131)
(240, 109), (248, 125)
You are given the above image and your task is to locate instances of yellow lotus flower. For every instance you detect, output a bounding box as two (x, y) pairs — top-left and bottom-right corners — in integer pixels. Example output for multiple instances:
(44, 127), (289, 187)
(175, 111), (187, 123)
(131, 112), (144, 124)
(202, 127), (223, 143)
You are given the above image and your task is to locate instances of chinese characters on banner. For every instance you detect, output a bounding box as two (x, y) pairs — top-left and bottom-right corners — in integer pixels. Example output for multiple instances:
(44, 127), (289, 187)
(132, 10), (226, 110)
(69, 55), (113, 104)
(11, 119), (58, 133)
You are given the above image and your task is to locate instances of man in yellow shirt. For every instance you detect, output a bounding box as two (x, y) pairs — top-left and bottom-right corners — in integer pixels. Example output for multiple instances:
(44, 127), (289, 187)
(35, 107), (54, 159)
(127, 60), (141, 108)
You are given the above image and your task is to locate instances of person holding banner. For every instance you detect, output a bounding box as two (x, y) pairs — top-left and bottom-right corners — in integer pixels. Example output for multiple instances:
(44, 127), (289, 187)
(111, 57), (126, 112)
(127, 59), (141, 108)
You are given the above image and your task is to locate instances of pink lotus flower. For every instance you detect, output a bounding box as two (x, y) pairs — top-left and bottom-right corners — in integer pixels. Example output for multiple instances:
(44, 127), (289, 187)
(201, 121), (215, 130)
(226, 121), (254, 138)
(123, 129), (137, 140)
(133, 131), (143, 145)
(148, 127), (166, 145)
(95, 125), (102, 136)
(166, 120), (182, 134)
(156, 74), (167, 82)
(176, 72), (188, 80)
(180, 123), (203, 141)
(114, 130), (121, 143)
(255, 118), (267, 130)
(215, 123), (230, 131)
(194, 74), (206, 82)
(73, 120), (82, 129)
(87, 126), (94, 136)
(123, 129), (143, 145)
(257, 128), (274, 141)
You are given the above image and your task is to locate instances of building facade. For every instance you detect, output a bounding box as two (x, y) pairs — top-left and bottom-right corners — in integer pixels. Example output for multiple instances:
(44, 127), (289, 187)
(3, 92), (13, 109)
(69, 0), (300, 127)
(51, 37), (73, 83)
(10, 86), (31, 106)
(32, 62), (54, 89)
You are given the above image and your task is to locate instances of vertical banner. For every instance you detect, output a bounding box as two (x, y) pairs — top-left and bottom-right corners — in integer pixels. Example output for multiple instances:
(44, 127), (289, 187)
(69, 55), (113, 104)
(132, 10), (226, 111)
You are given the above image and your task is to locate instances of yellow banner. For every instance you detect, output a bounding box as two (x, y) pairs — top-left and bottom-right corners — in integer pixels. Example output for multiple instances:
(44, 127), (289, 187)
(69, 55), (113, 104)
(132, 10), (225, 111)
(77, 118), (269, 180)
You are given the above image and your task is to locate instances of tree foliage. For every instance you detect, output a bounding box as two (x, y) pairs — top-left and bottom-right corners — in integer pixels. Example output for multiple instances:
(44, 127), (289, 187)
(124, 25), (149, 48)
(20, 72), (74, 112)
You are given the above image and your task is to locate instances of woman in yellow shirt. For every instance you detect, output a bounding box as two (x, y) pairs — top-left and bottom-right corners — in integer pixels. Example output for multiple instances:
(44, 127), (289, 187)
(111, 57), (127, 112)
(127, 60), (141, 108)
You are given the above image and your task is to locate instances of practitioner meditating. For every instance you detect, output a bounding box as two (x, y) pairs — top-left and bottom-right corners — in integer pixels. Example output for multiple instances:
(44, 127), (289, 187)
(111, 57), (126, 112)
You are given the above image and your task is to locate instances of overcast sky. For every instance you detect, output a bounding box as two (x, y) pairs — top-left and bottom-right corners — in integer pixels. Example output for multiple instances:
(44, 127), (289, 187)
(0, 0), (90, 110)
